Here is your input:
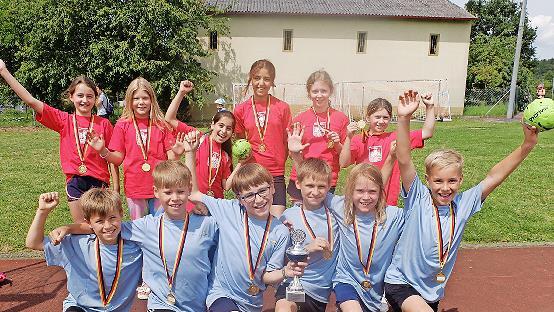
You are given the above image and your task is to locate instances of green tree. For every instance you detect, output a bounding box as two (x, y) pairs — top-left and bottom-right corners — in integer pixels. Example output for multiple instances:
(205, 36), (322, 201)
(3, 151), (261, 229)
(465, 0), (537, 90)
(0, 0), (227, 111)
(534, 58), (554, 92)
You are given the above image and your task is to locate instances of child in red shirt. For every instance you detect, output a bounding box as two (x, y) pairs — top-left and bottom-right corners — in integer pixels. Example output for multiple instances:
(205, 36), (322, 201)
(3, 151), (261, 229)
(89, 77), (181, 220)
(0, 59), (117, 222)
(233, 59), (292, 217)
(340, 95), (436, 205)
(287, 70), (349, 201)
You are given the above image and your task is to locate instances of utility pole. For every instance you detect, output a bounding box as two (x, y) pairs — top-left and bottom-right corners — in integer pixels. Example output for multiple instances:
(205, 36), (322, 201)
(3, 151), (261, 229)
(507, 0), (527, 118)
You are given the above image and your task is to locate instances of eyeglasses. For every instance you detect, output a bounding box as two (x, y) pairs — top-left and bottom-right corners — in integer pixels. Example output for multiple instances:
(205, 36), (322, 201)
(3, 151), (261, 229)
(238, 186), (271, 203)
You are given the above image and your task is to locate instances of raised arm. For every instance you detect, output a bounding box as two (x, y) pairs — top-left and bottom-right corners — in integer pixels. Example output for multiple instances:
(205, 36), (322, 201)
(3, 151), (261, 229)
(87, 130), (125, 166)
(481, 122), (538, 201)
(339, 121), (359, 167)
(381, 140), (397, 186)
(421, 93), (436, 140)
(396, 90), (420, 192)
(165, 80), (194, 129)
(26, 192), (59, 250)
(0, 59), (44, 114)
(181, 131), (203, 202)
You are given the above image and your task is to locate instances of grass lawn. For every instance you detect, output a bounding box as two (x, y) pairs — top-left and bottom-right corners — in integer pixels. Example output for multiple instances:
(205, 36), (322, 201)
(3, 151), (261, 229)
(1, 119), (553, 253)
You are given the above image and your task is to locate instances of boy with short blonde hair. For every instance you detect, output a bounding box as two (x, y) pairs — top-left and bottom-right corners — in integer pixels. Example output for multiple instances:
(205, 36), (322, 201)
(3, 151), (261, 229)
(384, 90), (539, 312)
(26, 189), (143, 312)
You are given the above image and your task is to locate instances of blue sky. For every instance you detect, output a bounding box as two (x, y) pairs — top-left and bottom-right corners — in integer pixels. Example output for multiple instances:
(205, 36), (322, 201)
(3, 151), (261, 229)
(450, 0), (554, 60)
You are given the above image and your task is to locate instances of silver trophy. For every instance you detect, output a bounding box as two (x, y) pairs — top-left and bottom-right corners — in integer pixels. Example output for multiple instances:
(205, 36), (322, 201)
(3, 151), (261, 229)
(285, 228), (309, 302)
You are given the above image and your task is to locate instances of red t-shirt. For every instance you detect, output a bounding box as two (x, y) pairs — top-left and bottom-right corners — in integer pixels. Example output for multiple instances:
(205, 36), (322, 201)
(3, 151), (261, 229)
(350, 130), (424, 205)
(174, 120), (197, 135)
(108, 118), (174, 198)
(233, 95), (292, 176)
(195, 134), (232, 198)
(289, 108), (349, 186)
(35, 103), (113, 184)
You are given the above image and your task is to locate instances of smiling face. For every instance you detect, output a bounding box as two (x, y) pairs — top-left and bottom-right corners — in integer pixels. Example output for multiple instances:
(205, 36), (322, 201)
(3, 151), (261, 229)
(238, 183), (274, 220)
(352, 176), (382, 215)
(70, 83), (97, 116)
(132, 88), (152, 118)
(296, 176), (330, 210)
(210, 115), (234, 144)
(425, 165), (463, 206)
(154, 184), (191, 220)
(367, 108), (391, 135)
(309, 80), (332, 112)
(87, 211), (122, 245)
(250, 67), (274, 100)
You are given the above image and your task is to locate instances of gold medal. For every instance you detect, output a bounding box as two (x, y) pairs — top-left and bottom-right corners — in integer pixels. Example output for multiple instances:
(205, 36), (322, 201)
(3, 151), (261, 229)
(327, 140), (334, 149)
(247, 284), (260, 296)
(436, 271), (446, 284)
(361, 280), (372, 291)
(167, 292), (176, 305)
(251, 96), (270, 155)
(78, 164), (88, 174)
(207, 190), (215, 197)
(142, 162), (151, 172)
(322, 249), (332, 260)
(258, 143), (266, 152)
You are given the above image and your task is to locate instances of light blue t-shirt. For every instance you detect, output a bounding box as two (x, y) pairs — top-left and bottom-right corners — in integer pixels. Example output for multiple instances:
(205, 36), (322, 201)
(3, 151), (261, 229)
(327, 194), (405, 311)
(281, 203), (340, 303)
(385, 174), (483, 302)
(201, 195), (290, 312)
(121, 213), (218, 312)
(43, 234), (143, 312)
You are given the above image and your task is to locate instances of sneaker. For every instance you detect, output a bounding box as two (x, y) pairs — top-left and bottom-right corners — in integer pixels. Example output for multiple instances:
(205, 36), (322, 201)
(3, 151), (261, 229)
(136, 282), (151, 300)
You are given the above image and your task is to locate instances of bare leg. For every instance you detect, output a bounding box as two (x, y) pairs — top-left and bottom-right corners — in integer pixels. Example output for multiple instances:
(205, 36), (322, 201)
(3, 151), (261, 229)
(401, 295), (434, 312)
(339, 300), (364, 312)
(68, 200), (85, 223)
(274, 298), (297, 312)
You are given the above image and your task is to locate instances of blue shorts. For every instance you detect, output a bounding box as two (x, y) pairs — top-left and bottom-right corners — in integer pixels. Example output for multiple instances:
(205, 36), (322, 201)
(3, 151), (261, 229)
(334, 282), (371, 312)
(384, 283), (439, 312)
(275, 281), (327, 312)
(65, 175), (107, 202)
(272, 175), (287, 206)
(208, 297), (240, 312)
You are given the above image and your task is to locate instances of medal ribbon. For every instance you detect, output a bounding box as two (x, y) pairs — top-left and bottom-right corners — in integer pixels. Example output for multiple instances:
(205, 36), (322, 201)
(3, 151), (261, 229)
(300, 205), (333, 252)
(433, 203), (455, 270)
(311, 106), (331, 135)
(131, 113), (152, 162)
(207, 136), (221, 192)
(159, 214), (190, 290)
(95, 235), (123, 306)
(243, 212), (272, 281)
(72, 114), (95, 165)
(250, 95), (271, 146)
(353, 217), (378, 275)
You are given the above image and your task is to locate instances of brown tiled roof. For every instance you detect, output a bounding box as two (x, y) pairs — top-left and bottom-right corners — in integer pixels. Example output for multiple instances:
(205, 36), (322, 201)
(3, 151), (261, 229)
(208, 0), (476, 20)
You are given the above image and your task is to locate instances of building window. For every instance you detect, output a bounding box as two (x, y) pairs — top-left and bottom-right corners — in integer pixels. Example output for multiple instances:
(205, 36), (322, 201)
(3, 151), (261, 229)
(209, 31), (218, 50)
(357, 32), (367, 53)
(283, 29), (293, 52)
(429, 34), (440, 56)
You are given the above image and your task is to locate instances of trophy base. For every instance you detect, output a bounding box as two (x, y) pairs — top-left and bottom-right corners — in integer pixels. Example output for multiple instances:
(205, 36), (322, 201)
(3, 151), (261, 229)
(286, 288), (306, 302)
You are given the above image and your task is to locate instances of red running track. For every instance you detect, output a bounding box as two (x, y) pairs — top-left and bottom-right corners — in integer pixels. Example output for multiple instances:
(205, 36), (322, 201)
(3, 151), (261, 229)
(0, 247), (552, 312)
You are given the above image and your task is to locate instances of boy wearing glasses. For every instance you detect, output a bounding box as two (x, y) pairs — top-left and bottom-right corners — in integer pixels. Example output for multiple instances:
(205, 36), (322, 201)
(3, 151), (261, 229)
(184, 131), (307, 312)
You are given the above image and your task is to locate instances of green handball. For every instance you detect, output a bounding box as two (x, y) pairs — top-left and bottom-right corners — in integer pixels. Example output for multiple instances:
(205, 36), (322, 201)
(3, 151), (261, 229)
(232, 139), (252, 160)
(523, 98), (554, 131)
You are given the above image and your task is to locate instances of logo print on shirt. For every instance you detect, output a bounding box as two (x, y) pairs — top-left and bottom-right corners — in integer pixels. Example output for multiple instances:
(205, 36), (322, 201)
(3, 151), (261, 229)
(78, 127), (89, 144)
(312, 121), (327, 137)
(208, 152), (221, 168)
(136, 129), (148, 146)
(256, 112), (266, 128)
(368, 146), (383, 163)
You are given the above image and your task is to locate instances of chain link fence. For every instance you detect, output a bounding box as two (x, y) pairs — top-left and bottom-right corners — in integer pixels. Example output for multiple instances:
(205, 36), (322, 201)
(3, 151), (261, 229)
(464, 86), (532, 116)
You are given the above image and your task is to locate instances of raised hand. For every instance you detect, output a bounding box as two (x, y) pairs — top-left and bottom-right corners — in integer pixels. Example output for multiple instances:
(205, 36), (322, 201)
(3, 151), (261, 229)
(326, 130), (340, 144)
(179, 80), (194, 94)
(287, 122), (310, 153)
(346, 121), (359, 138)
(421, 93), (434, 108)
(521, 119), (539, 147)
(86, 130), (106, 152)
(38, 192), (59, 212)
(171, 132), (187, 156)
(397, 90), (420, 118)
(0, 59), (6, 73)
(182, 130), (201, 153)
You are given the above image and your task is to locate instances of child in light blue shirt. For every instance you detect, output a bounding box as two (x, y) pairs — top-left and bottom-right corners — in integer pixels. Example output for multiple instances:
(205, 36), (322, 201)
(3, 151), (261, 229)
(184, 130), (306, 312)
(26, 189), (143, 312)
(385, 90), (540, 312)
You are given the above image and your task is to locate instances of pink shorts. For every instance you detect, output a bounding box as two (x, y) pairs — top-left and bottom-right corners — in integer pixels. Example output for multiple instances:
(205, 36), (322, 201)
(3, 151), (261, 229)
(126, 198), (162, 220)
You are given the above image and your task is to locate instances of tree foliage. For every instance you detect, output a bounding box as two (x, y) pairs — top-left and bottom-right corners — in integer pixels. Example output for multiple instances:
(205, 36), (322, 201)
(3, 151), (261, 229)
(0, 0), (227, 110)
(465, 0), (537, 90)
(534, 58), (554, 92)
